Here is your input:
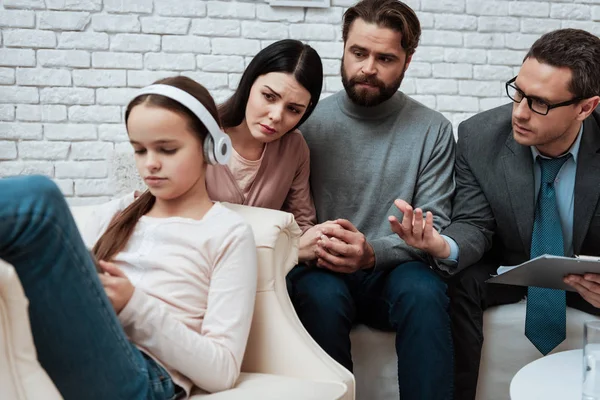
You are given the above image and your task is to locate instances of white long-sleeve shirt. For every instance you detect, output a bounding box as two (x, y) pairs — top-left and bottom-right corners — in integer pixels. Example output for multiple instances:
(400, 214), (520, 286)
(82, 194), (258, 396)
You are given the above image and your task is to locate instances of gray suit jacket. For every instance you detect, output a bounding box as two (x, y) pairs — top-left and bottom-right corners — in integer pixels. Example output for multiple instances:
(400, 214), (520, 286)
(442, 103), (600, 275)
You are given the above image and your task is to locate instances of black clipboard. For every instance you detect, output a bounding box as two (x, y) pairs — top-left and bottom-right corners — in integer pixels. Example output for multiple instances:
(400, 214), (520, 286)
(486, 254), (600, 292)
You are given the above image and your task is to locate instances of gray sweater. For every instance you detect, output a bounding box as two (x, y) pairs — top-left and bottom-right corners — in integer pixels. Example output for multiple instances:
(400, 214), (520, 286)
(300, 90), (456, 270)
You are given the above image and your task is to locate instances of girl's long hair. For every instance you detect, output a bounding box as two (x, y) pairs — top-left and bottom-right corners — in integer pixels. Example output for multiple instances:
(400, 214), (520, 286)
(92, 76), (219, 262)
(219, 39), (323, 132)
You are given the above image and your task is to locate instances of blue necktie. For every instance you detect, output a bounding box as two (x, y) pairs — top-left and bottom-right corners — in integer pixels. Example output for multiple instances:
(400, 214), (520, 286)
(525, 154), (571, 355)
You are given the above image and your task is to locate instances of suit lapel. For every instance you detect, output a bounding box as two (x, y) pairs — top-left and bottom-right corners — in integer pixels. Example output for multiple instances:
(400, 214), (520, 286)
(573, 114), (600, 254)
(502, 131), (535, 255)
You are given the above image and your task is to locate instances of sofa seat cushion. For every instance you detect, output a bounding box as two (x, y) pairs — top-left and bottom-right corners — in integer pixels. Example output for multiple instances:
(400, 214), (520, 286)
(350, 325), (397, 400)
(189, 372), (347, 400)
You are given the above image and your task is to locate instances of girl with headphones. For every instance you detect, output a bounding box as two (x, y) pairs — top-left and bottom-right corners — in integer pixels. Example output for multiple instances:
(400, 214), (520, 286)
(0, 76), (257, 399)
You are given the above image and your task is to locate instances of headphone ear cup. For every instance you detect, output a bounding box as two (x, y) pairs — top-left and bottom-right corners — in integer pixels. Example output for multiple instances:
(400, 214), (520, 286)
(204, 135), (217, 165)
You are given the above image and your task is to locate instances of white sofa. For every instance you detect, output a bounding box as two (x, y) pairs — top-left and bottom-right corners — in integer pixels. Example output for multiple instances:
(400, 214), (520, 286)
(0, 203), (354, 400)
(3, 196), (597, 400)
(350, 301), (599, 400)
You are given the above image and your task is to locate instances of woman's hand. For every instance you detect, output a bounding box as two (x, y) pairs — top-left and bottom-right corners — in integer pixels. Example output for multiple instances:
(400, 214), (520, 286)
(298, 221), (338, 263)
(98, 260), (134, 314)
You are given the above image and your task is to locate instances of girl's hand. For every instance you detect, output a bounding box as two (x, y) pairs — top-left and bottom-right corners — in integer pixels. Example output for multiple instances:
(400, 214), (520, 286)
(98, 260), (134, 314)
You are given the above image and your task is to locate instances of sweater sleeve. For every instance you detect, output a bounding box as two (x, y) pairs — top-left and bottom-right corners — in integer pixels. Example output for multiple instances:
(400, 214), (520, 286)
(117, 223), (258, 393)
(281, 132), (317, 233)
(370, 120), (456, 270)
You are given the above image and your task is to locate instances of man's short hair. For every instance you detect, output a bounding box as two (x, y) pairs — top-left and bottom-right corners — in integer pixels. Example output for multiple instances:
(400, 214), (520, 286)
(524, 29), (600, 99)
(342, 0), (421, 56)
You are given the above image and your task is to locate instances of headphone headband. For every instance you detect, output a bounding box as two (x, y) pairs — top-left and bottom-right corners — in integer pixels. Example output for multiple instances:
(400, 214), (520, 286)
(133, 84), (231, 165)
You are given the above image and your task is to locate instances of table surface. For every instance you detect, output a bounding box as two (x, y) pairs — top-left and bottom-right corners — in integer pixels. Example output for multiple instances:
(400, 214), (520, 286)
(510, 349), (582, 400)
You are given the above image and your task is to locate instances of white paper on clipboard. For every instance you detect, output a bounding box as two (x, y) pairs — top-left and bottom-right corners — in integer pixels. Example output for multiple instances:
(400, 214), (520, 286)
(486, 254), (600, 292)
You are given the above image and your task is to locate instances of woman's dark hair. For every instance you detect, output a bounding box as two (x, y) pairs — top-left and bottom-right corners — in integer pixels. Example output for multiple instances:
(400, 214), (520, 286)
(93, 76), (218, 262)
(219, 39), (323, 132)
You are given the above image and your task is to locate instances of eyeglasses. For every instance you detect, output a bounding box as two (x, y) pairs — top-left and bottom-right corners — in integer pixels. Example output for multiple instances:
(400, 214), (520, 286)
(505, 77), (582, 116)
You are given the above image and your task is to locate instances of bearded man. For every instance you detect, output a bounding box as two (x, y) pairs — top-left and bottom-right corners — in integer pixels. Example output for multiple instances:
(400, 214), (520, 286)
(286, 1), (456, 399)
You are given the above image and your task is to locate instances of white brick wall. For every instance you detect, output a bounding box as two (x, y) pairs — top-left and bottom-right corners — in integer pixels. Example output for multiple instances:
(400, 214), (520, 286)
(1, 0), (599, 203)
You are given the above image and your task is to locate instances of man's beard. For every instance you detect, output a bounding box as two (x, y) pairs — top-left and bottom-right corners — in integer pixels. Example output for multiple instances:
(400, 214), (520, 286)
(341, 60), (405, 107)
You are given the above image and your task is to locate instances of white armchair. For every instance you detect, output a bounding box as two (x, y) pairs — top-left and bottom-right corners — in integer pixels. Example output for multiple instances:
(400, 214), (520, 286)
(0, 203), (354, 400)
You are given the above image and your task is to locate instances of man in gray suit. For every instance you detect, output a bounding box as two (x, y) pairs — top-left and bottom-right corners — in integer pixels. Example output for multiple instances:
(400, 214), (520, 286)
(389, 28), (600, 400)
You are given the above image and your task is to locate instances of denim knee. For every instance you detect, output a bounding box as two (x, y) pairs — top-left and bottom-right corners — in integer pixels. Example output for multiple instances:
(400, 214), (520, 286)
(27, 175), (64, 203)
(290, 268), (353, 319)
(388, 261), (448, 313)
(0, 175), (68, 226)
(8, 175), (65, 210)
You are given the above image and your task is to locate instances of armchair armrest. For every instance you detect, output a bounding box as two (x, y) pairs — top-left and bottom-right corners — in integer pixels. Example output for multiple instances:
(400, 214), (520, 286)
(223, 204), (355, 399)
(0, 259), (63, 400)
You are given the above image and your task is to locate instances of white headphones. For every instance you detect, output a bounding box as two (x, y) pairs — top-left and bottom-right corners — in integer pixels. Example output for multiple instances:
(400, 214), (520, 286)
(133, 84), (232, 165)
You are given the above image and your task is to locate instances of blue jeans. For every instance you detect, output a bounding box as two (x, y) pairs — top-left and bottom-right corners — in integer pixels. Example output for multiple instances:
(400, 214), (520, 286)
(0, 176), (183, 400)
(288, 261), (454, 400)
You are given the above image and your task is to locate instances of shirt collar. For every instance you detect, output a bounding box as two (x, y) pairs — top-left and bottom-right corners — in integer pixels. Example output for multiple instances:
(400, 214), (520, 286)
(531, 123), (583, 163)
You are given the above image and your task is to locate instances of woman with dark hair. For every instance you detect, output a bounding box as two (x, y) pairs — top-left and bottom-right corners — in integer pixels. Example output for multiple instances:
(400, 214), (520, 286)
(207, 39), (328, 262)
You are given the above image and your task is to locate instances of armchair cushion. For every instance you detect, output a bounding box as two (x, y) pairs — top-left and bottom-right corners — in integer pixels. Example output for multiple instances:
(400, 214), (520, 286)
(190, 373), (346, 400)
